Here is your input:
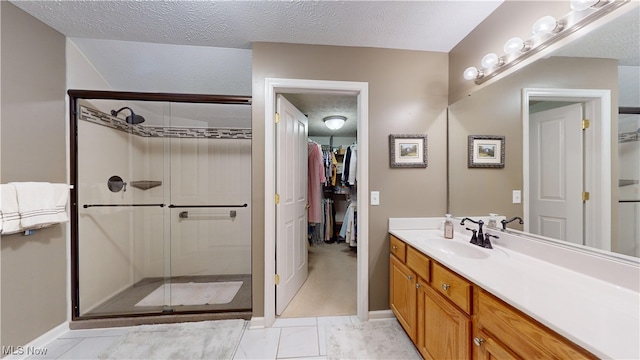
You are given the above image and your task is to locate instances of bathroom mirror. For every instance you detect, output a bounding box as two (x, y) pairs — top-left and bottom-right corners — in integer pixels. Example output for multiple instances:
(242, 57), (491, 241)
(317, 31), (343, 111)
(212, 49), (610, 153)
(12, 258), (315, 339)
(448, 5), (639, 260)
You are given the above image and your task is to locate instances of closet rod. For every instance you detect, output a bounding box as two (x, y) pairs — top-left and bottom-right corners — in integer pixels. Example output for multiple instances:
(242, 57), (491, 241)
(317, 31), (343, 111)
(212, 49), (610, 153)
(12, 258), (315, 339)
(168, 204), (248, 208)
(83, 204), (165, 208)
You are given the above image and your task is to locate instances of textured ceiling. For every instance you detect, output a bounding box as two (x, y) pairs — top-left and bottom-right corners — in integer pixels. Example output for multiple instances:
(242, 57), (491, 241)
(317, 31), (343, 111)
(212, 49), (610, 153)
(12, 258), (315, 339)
(10, 1), (503, 52)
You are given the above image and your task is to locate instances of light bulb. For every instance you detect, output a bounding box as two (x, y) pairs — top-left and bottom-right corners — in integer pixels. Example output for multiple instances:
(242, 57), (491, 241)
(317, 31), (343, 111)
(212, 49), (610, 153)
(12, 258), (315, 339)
(532, 16), (561, 35)
(463, 67), (482, 80)
(504, 37), (527, 54)
(481, 53), (502, 68)
(570, 0), (599, 11)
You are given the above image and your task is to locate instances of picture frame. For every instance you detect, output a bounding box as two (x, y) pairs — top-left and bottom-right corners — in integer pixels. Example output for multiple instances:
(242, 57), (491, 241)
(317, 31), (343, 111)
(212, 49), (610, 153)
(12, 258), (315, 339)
(389, 134), (428, 168)
(468, 135), (505, 168)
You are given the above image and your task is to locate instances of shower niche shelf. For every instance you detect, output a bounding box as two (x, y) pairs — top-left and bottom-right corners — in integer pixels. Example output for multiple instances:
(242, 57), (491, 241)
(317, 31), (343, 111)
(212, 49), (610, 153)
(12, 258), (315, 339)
(130, 181), (162, 190)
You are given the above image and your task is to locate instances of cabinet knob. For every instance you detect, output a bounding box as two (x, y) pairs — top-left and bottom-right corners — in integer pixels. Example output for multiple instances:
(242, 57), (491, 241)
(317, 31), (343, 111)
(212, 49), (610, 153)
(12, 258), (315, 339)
(442, 283), (451, 291)
(392, 245), (398, 250)
(473, 337), (485, 347)
(415, 283), (421, 289)
(408, 275), (413, 280)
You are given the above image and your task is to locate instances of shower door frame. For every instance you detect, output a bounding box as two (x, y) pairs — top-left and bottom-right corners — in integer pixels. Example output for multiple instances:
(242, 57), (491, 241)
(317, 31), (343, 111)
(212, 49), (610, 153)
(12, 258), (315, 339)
(68, 90), (252, 321)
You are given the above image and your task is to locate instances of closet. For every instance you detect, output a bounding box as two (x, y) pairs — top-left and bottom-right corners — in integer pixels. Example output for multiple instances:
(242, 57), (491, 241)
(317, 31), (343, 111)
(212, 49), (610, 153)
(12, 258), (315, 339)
(308, 137), (357, 248)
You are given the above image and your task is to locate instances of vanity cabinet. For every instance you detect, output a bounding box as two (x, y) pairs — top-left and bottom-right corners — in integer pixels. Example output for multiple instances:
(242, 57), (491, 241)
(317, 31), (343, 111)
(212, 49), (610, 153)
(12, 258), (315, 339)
(474, 290), (594, 360)
(389, 234), (595, 360)
(390, 254), (417, 341)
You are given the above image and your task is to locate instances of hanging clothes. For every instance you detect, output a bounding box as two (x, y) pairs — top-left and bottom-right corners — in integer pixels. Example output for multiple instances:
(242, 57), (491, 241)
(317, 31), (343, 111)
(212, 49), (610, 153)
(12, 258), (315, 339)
(308, 141), (326, 223)
(347, 144), (357, 185)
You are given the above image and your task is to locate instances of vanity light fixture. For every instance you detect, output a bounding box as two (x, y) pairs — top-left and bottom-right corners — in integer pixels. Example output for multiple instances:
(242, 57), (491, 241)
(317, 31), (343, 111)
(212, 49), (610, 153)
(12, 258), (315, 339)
(531, 15), (564, 36)
(503, 37), (530, 55)
(481, 53), (504, 68)
(462, 0), (628, 85)
(463, 66), (483, 80)
(571, 0), (602, 11)
(323, 115), (347, 130)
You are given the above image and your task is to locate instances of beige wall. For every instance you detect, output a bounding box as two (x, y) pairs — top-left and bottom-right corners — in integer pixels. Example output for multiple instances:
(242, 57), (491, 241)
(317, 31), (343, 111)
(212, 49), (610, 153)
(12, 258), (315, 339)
(448, 56), (618, 231)
(251, 43), (449, 315)
(1, 1), (67, 348)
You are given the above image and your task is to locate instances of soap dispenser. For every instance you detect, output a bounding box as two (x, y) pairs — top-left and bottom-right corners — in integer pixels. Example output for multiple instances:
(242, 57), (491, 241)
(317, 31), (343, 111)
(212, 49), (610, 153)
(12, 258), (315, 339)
(488, 213), (498, 228)
(444, 214), (454, 239)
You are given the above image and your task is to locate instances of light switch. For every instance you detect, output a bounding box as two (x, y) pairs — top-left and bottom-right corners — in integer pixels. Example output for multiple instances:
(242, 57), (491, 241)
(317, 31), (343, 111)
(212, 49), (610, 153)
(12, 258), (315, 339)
(371, 191), (380, 206)
(512, 190), (522, 204)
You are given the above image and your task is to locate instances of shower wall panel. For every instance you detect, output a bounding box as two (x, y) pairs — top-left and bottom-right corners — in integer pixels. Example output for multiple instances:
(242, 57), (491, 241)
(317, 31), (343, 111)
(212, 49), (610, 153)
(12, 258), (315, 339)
(169, 137), (251, 276)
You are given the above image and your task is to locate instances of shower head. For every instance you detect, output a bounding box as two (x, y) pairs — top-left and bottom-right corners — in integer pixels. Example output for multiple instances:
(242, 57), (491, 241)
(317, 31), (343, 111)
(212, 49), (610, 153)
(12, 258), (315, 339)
(110, 107), (146, 125)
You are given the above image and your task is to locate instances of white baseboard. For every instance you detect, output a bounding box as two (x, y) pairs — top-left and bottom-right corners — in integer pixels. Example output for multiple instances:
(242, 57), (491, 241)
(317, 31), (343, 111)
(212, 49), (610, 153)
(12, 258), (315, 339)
(368, 310), (395, 320)
(2, 322), (69, 359)
(248, 316), (265, 329)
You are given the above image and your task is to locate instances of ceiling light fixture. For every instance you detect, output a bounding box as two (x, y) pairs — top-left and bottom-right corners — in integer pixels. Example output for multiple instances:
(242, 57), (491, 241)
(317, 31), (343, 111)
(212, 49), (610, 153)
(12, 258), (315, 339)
(462, 0), (627, 85)
(323, 115), (347, 130)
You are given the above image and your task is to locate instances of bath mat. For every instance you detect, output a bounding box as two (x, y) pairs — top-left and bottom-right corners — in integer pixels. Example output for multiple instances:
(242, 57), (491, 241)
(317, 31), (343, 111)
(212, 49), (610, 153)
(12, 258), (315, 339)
(326, 319), (421, 360)
(98, 319), (245, 360)
(135, 281), (243, 307)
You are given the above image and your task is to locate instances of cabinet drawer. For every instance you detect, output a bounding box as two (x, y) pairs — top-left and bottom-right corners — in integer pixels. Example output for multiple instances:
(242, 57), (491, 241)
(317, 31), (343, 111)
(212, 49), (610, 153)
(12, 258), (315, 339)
(431, 262), (472, 314)
(407, 246), (430, 281)
(390, 235), (407, 262)
(477, 290), (594, 359)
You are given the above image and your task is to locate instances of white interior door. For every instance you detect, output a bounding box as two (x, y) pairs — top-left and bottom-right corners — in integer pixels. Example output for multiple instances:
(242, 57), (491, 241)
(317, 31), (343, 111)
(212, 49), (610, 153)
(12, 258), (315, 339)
(530, 103), (583, 244)
(276, 95), (309, 315)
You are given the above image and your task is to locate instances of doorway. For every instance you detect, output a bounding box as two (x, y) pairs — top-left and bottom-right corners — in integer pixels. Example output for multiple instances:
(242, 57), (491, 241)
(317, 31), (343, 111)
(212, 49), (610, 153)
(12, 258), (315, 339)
(264, 79), (369, 328)
(522, 88), (611, 251)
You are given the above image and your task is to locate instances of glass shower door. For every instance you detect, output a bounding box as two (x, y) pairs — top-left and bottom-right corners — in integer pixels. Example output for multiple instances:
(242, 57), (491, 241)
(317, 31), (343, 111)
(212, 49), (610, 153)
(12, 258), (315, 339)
(618, 111), (640, 257)
(72, 92), (252, 319)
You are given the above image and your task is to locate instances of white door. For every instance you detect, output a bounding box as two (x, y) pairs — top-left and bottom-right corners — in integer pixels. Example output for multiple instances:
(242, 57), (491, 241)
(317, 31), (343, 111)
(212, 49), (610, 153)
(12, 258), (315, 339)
(275, 95), (309, 315)
(530, 103), (583, 244)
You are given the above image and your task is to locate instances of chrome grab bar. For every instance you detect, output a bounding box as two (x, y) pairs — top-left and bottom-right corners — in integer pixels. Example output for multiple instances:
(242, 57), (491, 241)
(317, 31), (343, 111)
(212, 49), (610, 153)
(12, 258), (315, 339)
(179, 210), (237, 219)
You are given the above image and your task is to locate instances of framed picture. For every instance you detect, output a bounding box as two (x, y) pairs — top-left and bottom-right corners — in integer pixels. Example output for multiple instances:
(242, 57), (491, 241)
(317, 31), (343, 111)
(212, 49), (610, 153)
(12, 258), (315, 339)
(468, 135), (505, 168)
(389, 134), (428, 168)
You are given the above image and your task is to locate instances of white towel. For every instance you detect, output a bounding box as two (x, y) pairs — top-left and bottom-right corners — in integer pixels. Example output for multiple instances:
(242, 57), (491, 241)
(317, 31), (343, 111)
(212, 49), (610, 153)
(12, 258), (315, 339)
(1, 184), (23, 235)
(10, 182), (69, 230)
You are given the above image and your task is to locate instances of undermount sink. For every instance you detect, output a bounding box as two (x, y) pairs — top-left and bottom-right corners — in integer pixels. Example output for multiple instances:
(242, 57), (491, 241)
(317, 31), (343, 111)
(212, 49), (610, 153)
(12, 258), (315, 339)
(426, 238), (489, 259)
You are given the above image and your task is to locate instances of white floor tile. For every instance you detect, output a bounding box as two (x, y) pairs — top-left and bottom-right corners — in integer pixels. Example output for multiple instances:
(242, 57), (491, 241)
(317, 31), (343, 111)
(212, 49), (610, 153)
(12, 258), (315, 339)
(56, 336), (119, 359)
(233, 327), (281, 360)
(316, 316), (352, 356)
(277, 326), (319, 359)
(23, 338), (82, 360)
(273, 317), (317, 328)
(57, 327), (131, 339)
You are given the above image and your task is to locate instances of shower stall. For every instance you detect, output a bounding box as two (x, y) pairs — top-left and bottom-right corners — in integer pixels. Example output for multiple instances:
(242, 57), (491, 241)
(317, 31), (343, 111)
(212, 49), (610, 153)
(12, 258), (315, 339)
(618, 107), (640, 257)
(68, 90), (252, 321)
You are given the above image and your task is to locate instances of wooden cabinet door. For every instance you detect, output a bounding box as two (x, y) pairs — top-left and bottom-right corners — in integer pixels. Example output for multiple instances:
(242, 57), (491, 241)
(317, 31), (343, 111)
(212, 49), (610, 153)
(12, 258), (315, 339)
(474, 329), (521, 360)
(390, 254), (417, 341)
(417, 280), (471, 360)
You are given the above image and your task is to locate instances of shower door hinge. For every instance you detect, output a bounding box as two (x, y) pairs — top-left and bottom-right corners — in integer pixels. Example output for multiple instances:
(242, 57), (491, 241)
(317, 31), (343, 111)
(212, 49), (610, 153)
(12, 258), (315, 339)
(275, 112), (280, 124)
(582, 191), (590, 201)
(275, 193), (280, 204)
(275, 274), (280, 285)
(582, 119), (590, 130)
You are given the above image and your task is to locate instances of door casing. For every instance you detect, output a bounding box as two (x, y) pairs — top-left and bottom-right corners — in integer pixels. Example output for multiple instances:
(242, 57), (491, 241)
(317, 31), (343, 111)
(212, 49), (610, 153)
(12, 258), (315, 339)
(522, 88), (611, 251)
(262, 78), (369, 328)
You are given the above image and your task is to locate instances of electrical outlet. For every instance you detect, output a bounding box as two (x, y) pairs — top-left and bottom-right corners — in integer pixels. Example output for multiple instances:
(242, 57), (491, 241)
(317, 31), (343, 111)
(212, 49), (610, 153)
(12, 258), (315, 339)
(512, 190), (522, 204)
(371, 191), (380, 206)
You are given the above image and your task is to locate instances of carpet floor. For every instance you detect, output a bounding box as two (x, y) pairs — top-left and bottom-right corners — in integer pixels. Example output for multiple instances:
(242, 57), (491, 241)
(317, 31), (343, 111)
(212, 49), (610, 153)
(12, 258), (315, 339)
(280, 242), (357, 318)
(97, 319), (245, 360)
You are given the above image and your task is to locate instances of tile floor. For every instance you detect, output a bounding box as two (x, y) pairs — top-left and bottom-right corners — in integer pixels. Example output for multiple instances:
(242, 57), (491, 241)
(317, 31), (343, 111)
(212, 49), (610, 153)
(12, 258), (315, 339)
(17, 316), (397, 359)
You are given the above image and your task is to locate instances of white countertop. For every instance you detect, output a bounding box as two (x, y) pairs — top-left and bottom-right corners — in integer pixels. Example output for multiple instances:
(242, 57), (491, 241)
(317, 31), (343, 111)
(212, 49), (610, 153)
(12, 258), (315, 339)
(389, 218), (640, 359)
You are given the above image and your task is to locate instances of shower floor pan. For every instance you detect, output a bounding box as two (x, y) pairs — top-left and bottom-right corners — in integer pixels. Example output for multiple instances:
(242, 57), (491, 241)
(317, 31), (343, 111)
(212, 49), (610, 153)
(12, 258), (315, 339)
(82, 274), (252, 318)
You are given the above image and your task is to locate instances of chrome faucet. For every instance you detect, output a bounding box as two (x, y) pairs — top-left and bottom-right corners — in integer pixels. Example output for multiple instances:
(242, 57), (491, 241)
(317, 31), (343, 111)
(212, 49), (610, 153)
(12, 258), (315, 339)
(460, 218), (484, 246)
(501, 216), (524, 230)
